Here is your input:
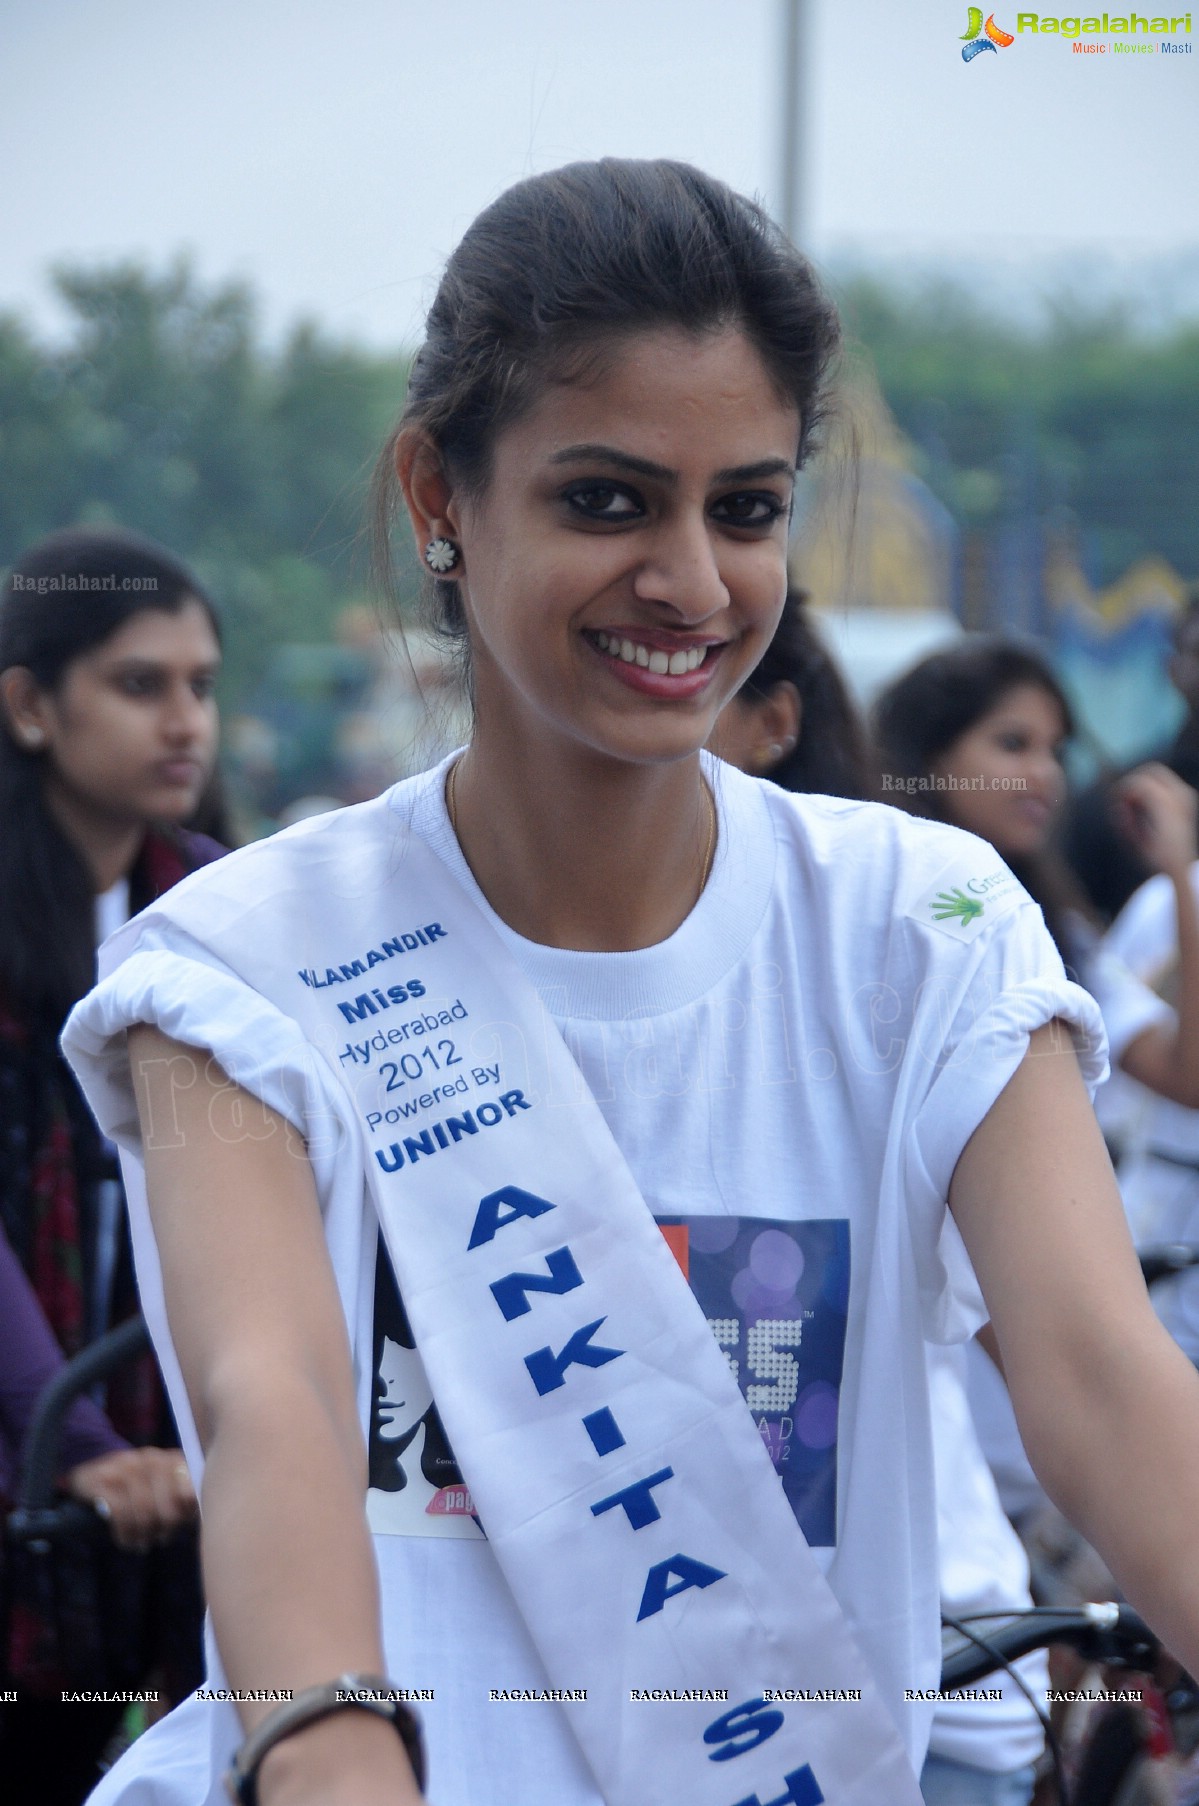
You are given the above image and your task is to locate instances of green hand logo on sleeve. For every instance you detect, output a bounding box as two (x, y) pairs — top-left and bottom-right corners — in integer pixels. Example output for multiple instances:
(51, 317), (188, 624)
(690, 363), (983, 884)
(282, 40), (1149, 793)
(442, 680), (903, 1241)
(931, 888), (985, 925)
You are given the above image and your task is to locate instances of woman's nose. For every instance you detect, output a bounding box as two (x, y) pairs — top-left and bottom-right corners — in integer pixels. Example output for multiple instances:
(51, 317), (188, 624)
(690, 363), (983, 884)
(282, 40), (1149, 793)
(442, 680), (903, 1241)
(163, 684), (214, 745)
(631, 514), (730, 621)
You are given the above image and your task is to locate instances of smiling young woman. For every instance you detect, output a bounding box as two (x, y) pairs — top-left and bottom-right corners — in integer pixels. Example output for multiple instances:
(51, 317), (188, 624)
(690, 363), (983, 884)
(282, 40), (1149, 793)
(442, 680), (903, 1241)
(61, 162), (1199, 1806)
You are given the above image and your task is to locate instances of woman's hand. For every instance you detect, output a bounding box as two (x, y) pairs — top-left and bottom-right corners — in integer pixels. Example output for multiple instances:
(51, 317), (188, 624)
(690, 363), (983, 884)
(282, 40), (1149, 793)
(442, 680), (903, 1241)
(62, 1445), (197, 1551)
(1114, 763), (1198, 879)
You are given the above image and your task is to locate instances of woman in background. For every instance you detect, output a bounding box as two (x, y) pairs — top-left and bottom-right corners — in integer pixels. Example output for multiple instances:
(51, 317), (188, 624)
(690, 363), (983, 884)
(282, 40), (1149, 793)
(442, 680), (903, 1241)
(708, 585), (876, 799)
(0, 526), (220, 1800)
(873, 636), (1199, 1113)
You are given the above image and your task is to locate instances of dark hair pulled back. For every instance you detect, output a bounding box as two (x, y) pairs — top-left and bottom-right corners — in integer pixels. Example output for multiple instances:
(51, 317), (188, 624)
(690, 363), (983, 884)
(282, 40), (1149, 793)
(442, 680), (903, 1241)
(872, 637), (1074, 797)
(740, 589), (877, 800)
(872, 634), (1084, 959)
(372, 157), (841, 649)
(0, 525), (219, 1020)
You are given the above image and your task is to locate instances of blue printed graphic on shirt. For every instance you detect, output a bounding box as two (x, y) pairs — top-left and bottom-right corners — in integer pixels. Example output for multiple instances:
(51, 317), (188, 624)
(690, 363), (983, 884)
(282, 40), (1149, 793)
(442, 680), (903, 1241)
(656, 1216), (849, 1548)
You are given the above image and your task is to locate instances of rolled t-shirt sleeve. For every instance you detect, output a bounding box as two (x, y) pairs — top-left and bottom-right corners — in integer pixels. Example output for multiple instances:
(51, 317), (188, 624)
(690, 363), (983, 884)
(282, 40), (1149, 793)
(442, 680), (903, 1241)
(60, 920), (373, 1480)
(905, 899), (1107, 1340)
(1082, 941), (1172, 1067)
(62, 928), (357, 1167)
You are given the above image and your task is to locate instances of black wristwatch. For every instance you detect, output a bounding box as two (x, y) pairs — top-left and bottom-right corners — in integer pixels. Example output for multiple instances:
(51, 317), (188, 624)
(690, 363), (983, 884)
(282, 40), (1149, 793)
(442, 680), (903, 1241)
(223, 1673), (426, 1805)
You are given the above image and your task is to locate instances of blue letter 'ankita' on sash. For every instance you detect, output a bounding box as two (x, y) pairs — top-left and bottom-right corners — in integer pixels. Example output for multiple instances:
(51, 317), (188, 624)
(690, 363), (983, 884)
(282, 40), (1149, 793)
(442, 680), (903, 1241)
(466, 1176), (832, 1799)
(582, 1407), (626, 1455)
(490, 1247), (583, 1320)
(525, 1318), (624, 1394)
(638, 1555), (728, 1621)
(468, 1184), (556, 1249)
(591, 1467), (675, 1529)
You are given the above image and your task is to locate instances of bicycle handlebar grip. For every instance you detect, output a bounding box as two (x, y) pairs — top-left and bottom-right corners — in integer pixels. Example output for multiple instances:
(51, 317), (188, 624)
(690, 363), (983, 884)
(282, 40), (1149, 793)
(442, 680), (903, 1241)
(16, 1314), (151, 1511)
(941, 1603), (1161, 1690)
(7, 1495), (103, 1554)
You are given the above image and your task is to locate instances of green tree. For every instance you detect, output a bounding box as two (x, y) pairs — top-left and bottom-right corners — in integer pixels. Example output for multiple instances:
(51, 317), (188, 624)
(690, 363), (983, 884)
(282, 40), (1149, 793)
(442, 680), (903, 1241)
(0, 260), (417, 703)
(837, 276), (1199, 588)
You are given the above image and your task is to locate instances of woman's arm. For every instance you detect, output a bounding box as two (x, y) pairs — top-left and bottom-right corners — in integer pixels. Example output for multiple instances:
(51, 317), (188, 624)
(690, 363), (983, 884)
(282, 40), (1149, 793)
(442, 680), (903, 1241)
(127, 1024), (423, 1806)
(1111, 764), (1199, 1106)
(950, 1020), (1199, 1676)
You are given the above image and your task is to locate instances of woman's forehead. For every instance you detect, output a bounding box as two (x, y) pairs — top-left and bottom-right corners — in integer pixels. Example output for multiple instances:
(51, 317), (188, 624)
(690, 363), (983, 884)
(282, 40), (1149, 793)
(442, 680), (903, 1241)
(88, 602), (220, 665)
(499, 326), (801, 469)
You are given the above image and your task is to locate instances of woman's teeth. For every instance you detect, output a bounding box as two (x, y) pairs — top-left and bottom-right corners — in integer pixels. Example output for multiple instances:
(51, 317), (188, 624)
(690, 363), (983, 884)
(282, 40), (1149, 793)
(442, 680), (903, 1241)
(593, 631), (707, 676)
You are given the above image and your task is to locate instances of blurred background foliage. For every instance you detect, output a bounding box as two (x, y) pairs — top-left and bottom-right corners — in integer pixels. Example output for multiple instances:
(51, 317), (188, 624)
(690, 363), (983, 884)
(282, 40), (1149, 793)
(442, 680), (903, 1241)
(2, 259), (1197, 816)
(836, 273), (1199, 588)
(0, 259), (420, 706)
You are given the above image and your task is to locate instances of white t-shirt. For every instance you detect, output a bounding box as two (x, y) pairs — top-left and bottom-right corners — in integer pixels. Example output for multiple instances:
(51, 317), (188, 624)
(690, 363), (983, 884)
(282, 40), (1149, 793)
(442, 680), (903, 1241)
(64, 758), (1104, 1806)
(1102, 865), (1199, 1356)
(94, 875), (131, 947)
(925, 1342), (1047, 1775)
(1102, 866), (1199, 1166)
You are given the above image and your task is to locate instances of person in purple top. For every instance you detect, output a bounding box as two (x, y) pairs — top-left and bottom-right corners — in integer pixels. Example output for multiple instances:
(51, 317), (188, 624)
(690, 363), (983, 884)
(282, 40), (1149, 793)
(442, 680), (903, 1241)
(0, 1226), (196, 1535)
(0, 526), (222, 1801)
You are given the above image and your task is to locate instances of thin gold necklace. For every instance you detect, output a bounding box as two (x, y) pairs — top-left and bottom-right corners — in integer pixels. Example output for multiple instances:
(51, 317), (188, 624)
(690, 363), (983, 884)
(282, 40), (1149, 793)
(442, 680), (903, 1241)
(445, 758), (718, 899)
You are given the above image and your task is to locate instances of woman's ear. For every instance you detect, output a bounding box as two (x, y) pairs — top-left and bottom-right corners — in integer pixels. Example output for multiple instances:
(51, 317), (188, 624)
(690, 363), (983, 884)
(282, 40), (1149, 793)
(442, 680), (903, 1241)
(0, 666), (51, 750)
(394, 430), (463, 561)
(754, 681), (802, 773)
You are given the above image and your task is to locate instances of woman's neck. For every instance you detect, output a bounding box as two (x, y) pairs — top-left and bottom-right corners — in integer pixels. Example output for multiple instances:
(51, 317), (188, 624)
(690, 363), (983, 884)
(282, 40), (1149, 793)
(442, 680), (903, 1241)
(42, 778), (145, 895)
(447, 739), (715, 953)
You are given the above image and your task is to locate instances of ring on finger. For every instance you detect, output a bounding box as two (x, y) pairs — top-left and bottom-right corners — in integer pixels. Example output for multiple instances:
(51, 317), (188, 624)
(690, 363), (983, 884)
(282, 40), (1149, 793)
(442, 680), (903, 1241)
(93, 1497), (112, 1523)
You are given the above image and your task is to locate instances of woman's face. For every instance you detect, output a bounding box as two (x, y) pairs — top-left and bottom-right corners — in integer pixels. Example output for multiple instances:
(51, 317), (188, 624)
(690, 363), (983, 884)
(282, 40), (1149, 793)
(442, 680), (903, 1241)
(451, 327), (800, 768)
(30, 602), (220, 830)
(931, 682), (1068, 858)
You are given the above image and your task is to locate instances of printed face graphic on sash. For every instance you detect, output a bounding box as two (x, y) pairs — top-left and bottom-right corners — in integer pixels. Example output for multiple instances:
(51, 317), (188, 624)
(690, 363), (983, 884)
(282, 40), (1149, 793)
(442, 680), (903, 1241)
(452, 327), (800, 768)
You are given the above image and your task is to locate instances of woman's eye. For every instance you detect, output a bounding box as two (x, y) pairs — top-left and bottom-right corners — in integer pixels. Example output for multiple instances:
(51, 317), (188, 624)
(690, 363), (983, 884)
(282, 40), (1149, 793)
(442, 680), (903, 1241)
(563, 482), (642, 521)
(712, 492), (786, 527)
(119, 673), (158, 697)
(192, 676), (217, 700)
(997, 733), (1028, 753)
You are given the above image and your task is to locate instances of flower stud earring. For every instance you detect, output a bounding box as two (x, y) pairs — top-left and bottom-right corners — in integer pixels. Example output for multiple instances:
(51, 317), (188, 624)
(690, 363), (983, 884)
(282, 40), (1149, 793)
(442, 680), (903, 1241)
(424, 537), (461, 575)
(21, 727), (44, 749)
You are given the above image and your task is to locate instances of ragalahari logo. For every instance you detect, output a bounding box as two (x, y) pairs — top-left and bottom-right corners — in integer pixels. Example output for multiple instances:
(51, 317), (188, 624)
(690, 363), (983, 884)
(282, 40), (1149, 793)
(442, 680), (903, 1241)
(961, 7), (1017, 55)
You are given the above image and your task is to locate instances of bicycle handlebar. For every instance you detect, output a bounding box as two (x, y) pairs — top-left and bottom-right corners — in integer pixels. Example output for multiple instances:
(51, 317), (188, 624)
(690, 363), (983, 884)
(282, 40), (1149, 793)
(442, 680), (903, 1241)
(8, 1314), (151, 1555)
(941, 1603), (1159, 1689)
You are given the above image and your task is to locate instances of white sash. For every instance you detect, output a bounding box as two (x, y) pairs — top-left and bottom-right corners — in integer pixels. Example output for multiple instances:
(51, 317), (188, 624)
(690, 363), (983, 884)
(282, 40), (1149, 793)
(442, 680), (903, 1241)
(143, 795), (923, 1806)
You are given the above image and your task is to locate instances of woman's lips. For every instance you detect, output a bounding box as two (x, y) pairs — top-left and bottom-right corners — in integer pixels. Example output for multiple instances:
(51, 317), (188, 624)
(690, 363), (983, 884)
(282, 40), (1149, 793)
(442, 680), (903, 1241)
(155, 759), (203, 786)
(584, 628), (727, 699)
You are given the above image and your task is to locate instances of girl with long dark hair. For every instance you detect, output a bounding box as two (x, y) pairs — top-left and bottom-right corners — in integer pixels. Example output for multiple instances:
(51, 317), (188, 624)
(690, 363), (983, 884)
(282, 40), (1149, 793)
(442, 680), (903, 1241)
(0, 525), (223, 1793)
(60, 165), (1199, 1806)
(873, 635), (1199, 1110)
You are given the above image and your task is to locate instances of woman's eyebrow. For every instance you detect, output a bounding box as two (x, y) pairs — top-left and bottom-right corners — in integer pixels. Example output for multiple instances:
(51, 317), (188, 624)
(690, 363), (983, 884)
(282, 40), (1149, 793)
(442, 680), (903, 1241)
(106, 656), (221, 676)
(548, 444), (795, 485)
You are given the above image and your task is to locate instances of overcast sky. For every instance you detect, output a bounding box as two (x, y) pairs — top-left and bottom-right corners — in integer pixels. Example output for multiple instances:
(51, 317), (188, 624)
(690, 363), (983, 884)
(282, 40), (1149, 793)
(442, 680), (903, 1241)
(3, 0), (1197, 348)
